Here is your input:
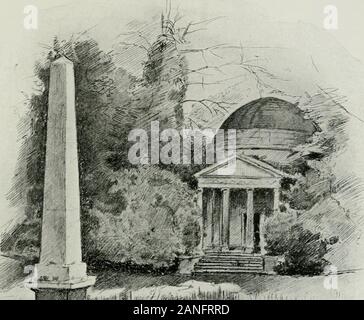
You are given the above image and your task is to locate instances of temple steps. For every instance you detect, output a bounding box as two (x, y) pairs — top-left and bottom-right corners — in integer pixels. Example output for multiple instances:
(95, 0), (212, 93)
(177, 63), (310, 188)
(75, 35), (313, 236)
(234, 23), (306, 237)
(198, 261), (263, 265)
(199, 258), (262, 264)
(194, 268), (263, 274)
(193, 252), (264, 274)
(201, 255), (262, 260)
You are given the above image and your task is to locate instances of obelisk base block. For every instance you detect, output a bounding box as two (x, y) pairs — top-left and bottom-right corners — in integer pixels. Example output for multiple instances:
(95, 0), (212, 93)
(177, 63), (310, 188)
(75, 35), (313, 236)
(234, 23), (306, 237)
(32, 287), (90, 300)
(33, 262), (89, 282)
(26, 262), (96, 300)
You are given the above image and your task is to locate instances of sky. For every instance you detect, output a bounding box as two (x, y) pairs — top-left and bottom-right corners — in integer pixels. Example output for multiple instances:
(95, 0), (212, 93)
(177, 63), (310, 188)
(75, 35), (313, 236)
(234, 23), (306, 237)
(1, 0), (364, 238)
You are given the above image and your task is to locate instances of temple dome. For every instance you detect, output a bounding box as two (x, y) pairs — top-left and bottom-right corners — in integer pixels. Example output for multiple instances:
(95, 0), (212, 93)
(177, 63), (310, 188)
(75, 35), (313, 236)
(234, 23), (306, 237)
(220, 97), (318, 135)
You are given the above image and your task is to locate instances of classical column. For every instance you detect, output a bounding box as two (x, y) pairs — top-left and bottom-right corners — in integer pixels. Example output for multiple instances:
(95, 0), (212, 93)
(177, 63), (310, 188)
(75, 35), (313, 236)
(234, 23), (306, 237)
(197, 188), (204, 250)
(206, 189), (214, 248)
(221, 188), (230, 250)
(273, 188), (280, 214)
(241, 194), (246, 249)
(245, 188), (254, 253)
(212, 189), (222, 248)
(26, 57), (95, 300)
(259, 212), (267, 255)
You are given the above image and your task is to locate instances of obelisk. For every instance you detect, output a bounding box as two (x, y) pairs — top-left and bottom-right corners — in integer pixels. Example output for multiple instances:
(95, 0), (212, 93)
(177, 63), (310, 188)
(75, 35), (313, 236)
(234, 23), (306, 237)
(26, 56), (95, 300)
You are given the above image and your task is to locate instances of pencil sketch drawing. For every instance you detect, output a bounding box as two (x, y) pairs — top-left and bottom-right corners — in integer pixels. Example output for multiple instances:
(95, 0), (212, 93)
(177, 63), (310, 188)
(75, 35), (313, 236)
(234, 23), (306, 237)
(1, 0), (364, 300)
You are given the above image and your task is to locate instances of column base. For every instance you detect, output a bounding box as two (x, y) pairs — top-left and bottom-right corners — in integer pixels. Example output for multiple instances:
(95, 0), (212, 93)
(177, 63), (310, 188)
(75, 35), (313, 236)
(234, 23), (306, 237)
(245, 247), (253, 254)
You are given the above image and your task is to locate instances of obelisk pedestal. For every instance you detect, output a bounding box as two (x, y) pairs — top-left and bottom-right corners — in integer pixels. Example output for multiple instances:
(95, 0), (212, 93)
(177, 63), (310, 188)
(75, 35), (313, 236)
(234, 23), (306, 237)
(26, 57), (95, 300)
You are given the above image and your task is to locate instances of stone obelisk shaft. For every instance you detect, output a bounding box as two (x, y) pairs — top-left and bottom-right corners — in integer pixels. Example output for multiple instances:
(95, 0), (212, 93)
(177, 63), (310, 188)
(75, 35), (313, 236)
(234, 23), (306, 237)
(27, 57), (95, 300)
(41, 56), (82, 265)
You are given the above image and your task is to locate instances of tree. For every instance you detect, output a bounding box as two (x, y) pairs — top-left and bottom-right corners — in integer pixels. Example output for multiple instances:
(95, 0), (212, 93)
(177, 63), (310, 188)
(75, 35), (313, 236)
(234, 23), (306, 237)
(263, 89), (354, 275)
(3, 31), (204, 267)
(2, 37), (123, 261)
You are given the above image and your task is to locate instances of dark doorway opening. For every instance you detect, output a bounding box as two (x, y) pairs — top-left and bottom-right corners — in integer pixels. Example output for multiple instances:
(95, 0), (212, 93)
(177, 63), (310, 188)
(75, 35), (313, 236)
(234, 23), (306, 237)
(253, 189), (274, 253)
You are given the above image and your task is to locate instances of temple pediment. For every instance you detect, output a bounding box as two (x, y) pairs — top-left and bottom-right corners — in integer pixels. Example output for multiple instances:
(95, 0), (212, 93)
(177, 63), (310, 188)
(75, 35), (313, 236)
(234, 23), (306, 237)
(195, 155), (288, 179)
(195, 155), (290, 189)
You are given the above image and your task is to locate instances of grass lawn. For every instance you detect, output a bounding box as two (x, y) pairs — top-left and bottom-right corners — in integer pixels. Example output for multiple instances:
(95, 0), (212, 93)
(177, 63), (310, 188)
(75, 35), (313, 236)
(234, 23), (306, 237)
(1, 256), (363, 300)
(88, 269), (363, 300)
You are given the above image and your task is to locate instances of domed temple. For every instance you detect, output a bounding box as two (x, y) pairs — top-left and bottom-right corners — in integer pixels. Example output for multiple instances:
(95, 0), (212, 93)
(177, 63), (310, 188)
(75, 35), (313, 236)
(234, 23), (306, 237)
(193, 97), (320, 273)
(220, 97), (319, 163)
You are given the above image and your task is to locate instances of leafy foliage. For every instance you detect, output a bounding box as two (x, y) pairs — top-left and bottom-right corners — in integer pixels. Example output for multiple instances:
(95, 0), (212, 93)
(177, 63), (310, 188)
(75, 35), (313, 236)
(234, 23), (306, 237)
(265, 213), (329, 275)
(274, 225), (329, 276)
(265, 211), (296, 256)
(84, 167), (200, 268)
(3, 31), (202, 269)
(3, 37), (120, 261)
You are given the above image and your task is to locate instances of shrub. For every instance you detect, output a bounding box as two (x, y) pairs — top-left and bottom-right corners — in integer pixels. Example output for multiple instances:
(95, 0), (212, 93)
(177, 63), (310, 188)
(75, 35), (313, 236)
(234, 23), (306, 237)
(274, 224), (329, 275)
(84, 166), (201, 270)
(265, 211), (296, 256)
(265, 212), (329, 275)
(182, 217), (201, 255)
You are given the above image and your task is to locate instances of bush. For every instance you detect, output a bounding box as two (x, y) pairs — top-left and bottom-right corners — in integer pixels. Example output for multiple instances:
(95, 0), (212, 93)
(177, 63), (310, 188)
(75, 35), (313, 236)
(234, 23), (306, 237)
(182, 217), (201, 255)
(275, 224), (329, 275)
(265, 210), (297, 255)
(265, 212), (329, 275)
(84, 166), (201, 270)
